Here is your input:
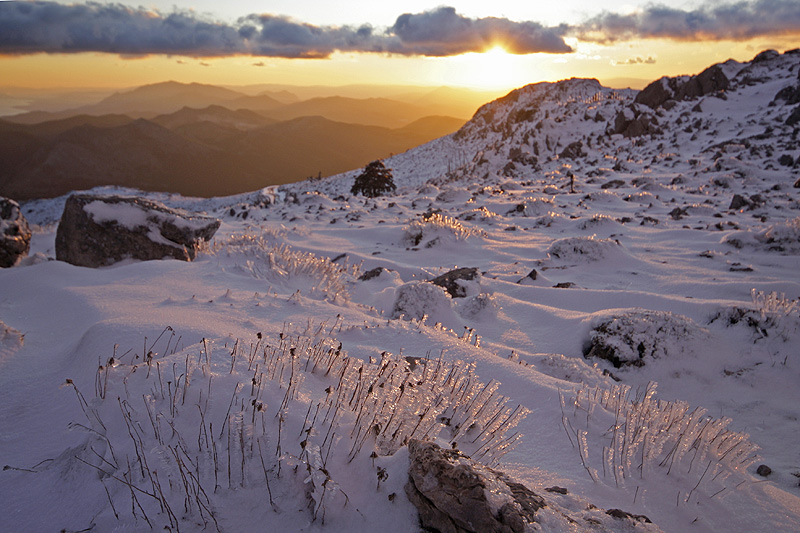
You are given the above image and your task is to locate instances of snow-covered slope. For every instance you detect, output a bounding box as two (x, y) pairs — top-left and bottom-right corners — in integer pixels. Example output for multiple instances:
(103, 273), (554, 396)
(291, 49), (799, 201)
(2, 49), (800, 532)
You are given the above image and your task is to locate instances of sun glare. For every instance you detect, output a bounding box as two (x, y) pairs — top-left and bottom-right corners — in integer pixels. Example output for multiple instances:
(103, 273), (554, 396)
(437, 45), (534, 91)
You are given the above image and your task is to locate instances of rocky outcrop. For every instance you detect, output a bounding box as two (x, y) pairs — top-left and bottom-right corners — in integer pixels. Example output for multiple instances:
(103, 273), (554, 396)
(404, 440), (660, 532)
(359, 266), (386, 281)
(0, 197), (32, 268)
(559, 141), (584, 160)
(635, 65), (729, 109)
(611, 107), (659, 138)
(405, 440), (544, 533)
(431, 267), (480, 298)
(675, 65), (729, 100)
(787, 105), (800, 126)
(55, 194), (220, 268)
(634, 77), (678, 110)
(773, 84), (800, 105)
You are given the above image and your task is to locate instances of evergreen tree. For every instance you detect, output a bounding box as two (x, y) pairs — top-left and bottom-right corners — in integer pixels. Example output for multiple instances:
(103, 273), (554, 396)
(351, 160), (396, 198)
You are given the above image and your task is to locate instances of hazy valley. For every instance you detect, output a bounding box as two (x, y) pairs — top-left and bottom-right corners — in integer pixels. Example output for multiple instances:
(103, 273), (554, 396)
(0, 82), (496, 200)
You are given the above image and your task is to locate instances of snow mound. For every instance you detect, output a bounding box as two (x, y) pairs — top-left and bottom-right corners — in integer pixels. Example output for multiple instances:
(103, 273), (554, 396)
(547, 236), (623, 263)
(390, 281), (457, 325)
(584, 310), (707, 368)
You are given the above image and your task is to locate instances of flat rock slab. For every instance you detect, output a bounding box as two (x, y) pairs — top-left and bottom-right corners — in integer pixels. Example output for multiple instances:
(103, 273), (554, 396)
(56, 194), (220, 267)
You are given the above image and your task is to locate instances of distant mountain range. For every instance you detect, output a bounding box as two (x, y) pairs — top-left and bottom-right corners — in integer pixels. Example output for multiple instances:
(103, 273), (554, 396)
(3, 81), (496, 127)
(0, 81), (482, 200)
(0, 101), (465, 200)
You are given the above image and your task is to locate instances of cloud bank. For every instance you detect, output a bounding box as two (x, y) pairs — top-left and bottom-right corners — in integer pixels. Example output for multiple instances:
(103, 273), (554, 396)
(0, 3), (571, 58)
(390, 7), (571, 55)
(577, 0), (800, 43)
(0, 2), (798, 58)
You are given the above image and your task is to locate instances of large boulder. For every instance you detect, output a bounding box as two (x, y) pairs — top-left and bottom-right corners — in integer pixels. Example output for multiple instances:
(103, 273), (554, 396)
(404, 440), (660, 532)
(634, 77), (677, 109)
(405, 440), (543, 533)
(0, 197), (32, 268)
(635, 65), (728, 109)
(675, 64), (729, 100)
(55, 194), (220, 267)
(558, 141), (584, 160)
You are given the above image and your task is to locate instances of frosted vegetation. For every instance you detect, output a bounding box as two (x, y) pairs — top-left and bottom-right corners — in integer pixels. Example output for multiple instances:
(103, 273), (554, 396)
(3, 50), (800, 531)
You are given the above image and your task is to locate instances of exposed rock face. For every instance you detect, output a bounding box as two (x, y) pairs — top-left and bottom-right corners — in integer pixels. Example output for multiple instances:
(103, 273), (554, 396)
(676, 65), (729, 100)
(0, 197), (32, 268)
(430, 267), (480, 298)
(787, 105), (800, 126)
(611, 107), (659, 138)
(405, 440), (543, 533)
(635, 65), (729, 109)
(773, 84), (800, 105)
(559, 141), (584, 160)
(634, 78), (676, 110)
(404, 440), (660, 532)
(56, 194), (220, 267)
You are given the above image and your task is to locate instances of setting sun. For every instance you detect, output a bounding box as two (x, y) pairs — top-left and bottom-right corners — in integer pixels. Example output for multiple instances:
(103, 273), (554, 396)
(436, 45), (535, 90)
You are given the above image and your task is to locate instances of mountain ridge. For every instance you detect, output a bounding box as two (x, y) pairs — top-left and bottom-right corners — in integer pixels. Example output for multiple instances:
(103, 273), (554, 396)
(288, 49), (799, 197)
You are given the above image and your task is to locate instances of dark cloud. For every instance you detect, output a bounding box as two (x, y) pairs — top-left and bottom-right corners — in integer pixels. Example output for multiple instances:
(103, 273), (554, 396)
(577, 0), (800, 43)
(2, 2), (797, 59)
(0, 2), (244, 56)
(238, 15), (389, 58)
(390, 7), (572, 55)
(0, 2), (570, 58)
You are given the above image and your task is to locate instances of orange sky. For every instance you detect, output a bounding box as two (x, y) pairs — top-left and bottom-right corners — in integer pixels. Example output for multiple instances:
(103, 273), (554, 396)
(1, 1), (799, 91)
(3, 38), (795, 92)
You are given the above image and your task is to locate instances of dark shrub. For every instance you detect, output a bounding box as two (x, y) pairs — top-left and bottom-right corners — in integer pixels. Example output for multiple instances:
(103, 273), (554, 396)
(351, 160), (396, 198)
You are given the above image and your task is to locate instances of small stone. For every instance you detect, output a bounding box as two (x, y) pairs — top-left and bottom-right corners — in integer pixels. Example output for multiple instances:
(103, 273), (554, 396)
(359, 267), (385, 281)
(554, 282), (577, 288)
(729, 194), (752, 210)
(606, 508), (653, 523)
(756, 464), (772, 477)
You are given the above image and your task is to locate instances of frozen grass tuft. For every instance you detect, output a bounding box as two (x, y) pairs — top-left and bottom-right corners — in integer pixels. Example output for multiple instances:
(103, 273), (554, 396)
(562, 381), (759, 504)
(751, 289), (800, 319)
(210, 233), (358, 302)
(710, 290), (800, 345)
(63, 325), (528, 530)
(403, 213), (484, 248)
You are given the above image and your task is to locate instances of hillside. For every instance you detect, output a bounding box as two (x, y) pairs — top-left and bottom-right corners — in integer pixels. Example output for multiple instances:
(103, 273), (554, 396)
(2, 50), (800, 532)
(299, 49), (800, 196)
(0, 110), (466, 200)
